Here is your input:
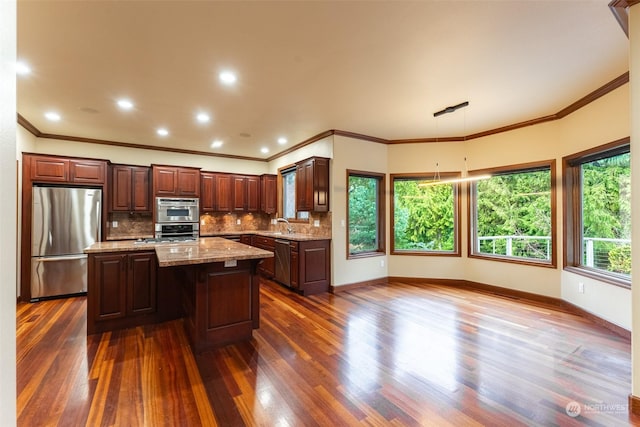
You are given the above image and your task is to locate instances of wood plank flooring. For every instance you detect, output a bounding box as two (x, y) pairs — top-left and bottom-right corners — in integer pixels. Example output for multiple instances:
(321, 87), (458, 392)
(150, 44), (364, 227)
(17, 279), (639, 426)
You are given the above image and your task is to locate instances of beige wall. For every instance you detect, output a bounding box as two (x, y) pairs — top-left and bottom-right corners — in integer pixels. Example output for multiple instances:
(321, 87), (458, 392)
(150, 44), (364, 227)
(332, 84), (630, 330)
(23, 136), (269, 175)
(2, 0), (17, 424)
(629, 3), (640, 401)
(331, 135), (388, 286)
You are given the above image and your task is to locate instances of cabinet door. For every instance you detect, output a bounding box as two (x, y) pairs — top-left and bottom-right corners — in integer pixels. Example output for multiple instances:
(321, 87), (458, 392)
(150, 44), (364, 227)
(70, 159), (106, 184)
(246, 175), (260, 212)
(215, 174), (232, 211)
(260, 174), (277, 214)
(177, 168), (200, 197)
(231, 175), (246, 211)
(90, 254), (127, 321)
(154, 166), (178, 196)
(29, 155), (69, 182)
(127, 252), (157, 315)
(311, 157), (330, 212)
(296, 160), (313, 211)
(131, 167), (151, 211)
(200, 172), (215, 212)
(111, 166), (133, 211)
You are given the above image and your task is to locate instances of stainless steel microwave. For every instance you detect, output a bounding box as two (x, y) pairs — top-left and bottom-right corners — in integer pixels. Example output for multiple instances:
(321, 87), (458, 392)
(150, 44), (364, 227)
(155, 197), (199, 223)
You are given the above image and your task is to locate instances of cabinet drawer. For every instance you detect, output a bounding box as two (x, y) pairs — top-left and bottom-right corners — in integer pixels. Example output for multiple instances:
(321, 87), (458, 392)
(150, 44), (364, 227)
(253, 236), (275, 249)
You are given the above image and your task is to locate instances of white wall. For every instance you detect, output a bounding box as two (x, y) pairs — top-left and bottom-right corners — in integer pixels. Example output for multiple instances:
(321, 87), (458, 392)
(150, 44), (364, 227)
(267, 136), (333, 173)
(331, 135), (388, 286)
(24, 136), (269, 175)
(2, 0), (18, 424)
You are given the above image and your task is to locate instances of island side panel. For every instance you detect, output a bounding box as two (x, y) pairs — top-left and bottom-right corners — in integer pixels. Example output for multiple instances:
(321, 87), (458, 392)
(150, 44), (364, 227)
(184, 259), (260, 352)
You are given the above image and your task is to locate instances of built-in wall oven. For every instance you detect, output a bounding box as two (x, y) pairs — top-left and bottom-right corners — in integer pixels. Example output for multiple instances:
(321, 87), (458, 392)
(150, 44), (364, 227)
(155, 197), (200, 239)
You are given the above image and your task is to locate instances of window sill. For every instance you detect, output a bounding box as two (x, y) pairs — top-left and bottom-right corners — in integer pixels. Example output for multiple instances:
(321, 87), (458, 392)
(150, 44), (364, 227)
(348, 251), (385, 260)
(563, 266), (631, 289)
(391, 249), (460, 257)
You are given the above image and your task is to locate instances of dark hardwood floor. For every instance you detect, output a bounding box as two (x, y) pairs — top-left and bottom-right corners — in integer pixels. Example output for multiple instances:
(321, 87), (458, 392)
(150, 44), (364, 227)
(17, 278), (639, 426)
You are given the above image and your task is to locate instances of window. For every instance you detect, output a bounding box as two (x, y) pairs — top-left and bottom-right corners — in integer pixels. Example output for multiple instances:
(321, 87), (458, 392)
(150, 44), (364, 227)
(391, 173), (460, 255)
(564, 138), (630, 286)
(469, 160), (556, 266)
(347, 170), (385, 258)
(281, 166), (308, 220)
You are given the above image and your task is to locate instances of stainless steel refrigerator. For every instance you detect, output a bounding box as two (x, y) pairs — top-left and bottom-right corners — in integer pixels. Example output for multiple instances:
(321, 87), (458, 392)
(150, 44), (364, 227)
(31, 186), (102, 300)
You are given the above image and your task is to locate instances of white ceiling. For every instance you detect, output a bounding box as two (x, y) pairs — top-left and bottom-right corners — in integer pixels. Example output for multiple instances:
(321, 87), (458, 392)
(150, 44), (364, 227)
(17, 1), (629, 161)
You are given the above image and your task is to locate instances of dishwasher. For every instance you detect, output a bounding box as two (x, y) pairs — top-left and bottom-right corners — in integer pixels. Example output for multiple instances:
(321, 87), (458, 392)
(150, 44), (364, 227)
(274, 239), (291, 286)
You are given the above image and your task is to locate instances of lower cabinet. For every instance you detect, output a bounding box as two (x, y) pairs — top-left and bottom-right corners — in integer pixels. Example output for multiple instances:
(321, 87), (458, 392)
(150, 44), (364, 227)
(290, 240), (330, 295)
(251, 235), (275, 278)
(87, 251), (157, 334)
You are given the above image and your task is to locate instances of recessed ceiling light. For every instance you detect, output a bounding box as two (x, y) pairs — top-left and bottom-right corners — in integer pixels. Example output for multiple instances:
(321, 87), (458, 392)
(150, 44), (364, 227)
(196, 113), (210, 123)
(156, 128), (169, 137)
(277, 137), (287, 145)
(261, 147), (269, 154)
(219, 71), (237, 85)
(211, 140), (223, 148)
(16, 61), (31, 76)
(117, 99), (134, 110)
(44, 111), (61, 121)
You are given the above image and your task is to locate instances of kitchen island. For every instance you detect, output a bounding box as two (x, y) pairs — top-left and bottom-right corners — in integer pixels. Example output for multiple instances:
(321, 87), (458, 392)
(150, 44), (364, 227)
(84, 237), (273, 351)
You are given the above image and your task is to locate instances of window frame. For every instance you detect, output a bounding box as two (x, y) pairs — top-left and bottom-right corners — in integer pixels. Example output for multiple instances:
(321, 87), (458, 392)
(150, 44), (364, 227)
(279, 164), (309, 222)
(390, 172), (461, 256)
(346, 169), (386, 259)
(563, 137), (631, 288)
(468, 159), (557, 268)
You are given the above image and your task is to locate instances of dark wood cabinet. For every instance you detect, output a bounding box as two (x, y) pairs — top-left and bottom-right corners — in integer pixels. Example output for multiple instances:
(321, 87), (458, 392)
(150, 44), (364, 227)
(201, 172), (233, 212)
(296, 157), (329, 212)
(87, 251), (157, 334)
(152, 165), (200, 197)
(260, 174), (277, 214)
(290, 239), (330, 295)
(200, 172), (215, 212)
(28, 154), (107, 184)
(251, 235), (275, 278)
(70, 159), (107, 184)
(110, 165), (151, 212)
(127, 252), (157, 315)
(232, 175), (260, 212)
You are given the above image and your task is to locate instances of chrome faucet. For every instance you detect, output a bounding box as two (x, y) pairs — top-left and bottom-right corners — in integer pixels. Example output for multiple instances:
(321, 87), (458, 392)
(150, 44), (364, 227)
(276, 217), (293, 234)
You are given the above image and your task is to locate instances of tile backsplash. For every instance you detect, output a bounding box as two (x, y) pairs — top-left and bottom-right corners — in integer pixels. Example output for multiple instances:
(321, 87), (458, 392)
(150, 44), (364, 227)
(106, 211), (332, 240)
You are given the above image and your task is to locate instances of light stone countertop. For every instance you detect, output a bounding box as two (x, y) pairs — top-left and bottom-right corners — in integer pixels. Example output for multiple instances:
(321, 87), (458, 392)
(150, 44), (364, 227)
(84, 237), (273, 267)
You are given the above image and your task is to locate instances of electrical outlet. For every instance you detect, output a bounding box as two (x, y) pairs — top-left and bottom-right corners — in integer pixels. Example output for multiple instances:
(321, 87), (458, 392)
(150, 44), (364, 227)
(314, 220), (320, 227)
(236, 219), (241, 225)
(578, 282), (584, 293)
(112, 221), (118, 228)
(380, 259), (385, 267)
(341, 219), (345, 227)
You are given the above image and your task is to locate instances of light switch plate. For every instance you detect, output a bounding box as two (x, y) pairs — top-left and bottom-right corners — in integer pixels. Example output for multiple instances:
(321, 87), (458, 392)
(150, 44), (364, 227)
(112, 221), (118, 228)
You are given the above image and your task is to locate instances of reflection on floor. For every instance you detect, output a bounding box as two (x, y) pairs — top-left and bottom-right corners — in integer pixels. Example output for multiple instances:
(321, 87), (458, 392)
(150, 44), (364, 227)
(17, 278), (638, 426)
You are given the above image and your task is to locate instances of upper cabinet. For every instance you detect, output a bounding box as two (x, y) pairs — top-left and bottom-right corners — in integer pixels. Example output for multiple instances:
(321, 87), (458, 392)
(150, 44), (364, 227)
(296, 156), (329, 212)
(27, 154), (107, 185)
(110, 165), (151, 212)
(200, 172), (232, 212)
(260, 174), (277, 214)
(232, 175), (260, 212)
(152, 165), (200, 198)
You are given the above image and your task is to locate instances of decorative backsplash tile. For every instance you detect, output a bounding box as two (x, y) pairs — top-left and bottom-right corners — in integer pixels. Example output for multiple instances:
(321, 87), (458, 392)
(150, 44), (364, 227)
(105, 211), (332, 240)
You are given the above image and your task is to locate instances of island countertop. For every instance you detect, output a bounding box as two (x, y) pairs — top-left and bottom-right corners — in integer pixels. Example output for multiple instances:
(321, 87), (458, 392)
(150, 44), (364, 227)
(84, 237), (273, 267)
